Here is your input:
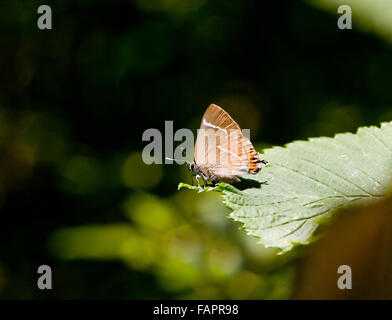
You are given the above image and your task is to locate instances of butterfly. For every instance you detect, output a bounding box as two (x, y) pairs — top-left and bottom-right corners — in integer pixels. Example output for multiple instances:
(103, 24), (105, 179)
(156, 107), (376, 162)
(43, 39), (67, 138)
(188, 104), (267, 188)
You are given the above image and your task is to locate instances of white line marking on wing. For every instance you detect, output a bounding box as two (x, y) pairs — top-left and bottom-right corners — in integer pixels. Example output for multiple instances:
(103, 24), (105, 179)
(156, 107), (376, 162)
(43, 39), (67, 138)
(203, 119), (227, 133)
(217, 146), (242, 160)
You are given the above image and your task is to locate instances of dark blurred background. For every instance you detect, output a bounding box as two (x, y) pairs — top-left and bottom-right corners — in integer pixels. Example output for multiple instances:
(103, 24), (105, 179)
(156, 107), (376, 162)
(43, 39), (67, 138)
(0, 0), (392, 299)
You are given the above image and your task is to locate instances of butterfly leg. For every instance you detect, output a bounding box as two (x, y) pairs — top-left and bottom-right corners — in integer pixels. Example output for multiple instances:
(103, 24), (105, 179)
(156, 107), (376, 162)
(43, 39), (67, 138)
(195, 175), (201, 188)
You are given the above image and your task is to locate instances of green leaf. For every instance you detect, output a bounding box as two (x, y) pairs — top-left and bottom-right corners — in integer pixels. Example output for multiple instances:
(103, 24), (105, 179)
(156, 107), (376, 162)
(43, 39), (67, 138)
(180, 122), (392, 253)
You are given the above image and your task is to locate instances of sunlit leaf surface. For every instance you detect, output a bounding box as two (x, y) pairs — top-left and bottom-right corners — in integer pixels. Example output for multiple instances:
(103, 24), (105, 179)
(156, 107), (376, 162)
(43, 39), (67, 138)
(180, 122), (392, 252)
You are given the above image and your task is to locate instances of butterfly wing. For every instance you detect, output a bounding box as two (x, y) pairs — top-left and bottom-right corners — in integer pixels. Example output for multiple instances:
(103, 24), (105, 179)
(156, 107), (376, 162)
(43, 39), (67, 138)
(194, 104), (261, 176)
